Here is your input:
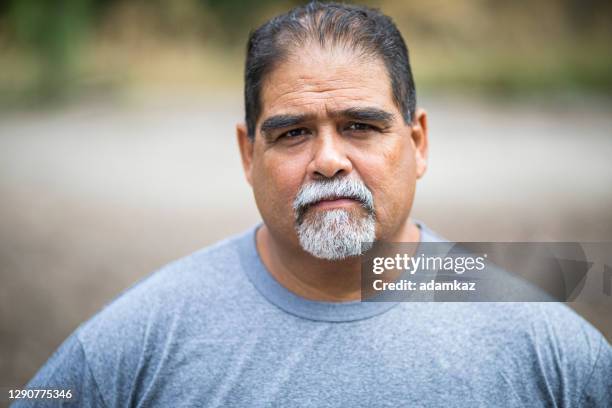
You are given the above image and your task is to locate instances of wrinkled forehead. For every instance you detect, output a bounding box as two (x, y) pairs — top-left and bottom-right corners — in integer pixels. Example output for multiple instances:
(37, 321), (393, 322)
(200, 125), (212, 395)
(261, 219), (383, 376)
(258, 45), (397, 122)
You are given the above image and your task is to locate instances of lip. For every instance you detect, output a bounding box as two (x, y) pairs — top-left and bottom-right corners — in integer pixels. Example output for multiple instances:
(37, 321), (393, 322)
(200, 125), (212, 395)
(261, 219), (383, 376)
(311, 197), (360, 210)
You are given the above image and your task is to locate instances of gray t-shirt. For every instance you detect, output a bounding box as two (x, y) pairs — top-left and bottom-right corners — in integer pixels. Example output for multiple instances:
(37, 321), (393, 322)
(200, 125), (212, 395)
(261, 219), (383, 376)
(15, 224), (611, 407)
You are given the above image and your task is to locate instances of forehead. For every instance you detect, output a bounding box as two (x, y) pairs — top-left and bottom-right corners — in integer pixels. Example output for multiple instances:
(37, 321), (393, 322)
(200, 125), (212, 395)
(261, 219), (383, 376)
(259, 46), (397, 121)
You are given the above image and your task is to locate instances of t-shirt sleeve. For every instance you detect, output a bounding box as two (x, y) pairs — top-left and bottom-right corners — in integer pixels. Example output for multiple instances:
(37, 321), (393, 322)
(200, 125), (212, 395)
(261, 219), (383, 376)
(11, 332), (107, 408)
(579, 336), (612, 407)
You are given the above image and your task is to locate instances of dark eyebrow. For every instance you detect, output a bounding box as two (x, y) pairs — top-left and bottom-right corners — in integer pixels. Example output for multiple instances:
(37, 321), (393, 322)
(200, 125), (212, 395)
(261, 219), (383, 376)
(338, 107), (395, 126)
(260, 114), (312, 134)
(259, 107), (395, 136)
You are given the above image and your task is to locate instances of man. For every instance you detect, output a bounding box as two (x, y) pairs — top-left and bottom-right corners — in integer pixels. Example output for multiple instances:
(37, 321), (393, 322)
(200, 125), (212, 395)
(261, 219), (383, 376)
(16, 2), (610, 407)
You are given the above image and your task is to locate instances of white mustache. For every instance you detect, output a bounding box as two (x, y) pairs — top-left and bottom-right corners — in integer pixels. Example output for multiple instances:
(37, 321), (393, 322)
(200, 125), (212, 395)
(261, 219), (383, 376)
(293, 177), (375, 224)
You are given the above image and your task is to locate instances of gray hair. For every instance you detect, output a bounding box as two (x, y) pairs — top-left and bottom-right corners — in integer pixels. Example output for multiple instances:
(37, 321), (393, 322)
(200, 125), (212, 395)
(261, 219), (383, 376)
(293, 178), (376, 260)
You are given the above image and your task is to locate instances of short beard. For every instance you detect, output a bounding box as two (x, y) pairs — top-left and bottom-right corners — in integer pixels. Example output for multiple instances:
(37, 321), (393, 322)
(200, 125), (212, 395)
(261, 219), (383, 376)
(293, 178), (376, 261)
(296, 208), (375, 260)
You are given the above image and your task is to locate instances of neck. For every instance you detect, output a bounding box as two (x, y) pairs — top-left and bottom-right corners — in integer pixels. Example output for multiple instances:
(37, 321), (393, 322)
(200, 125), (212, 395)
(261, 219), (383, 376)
(256, 219), (421, 302)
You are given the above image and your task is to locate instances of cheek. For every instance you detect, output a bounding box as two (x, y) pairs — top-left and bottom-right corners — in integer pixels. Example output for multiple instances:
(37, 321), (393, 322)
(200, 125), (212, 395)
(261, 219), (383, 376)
(387, 143), (417, 195)
(355, 139), (416, 222)
(251, 150), (308, 222)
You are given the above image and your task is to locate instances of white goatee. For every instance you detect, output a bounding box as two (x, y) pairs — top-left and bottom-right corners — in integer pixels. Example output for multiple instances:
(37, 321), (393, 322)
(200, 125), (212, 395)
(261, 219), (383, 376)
(293, 178), (376, 260)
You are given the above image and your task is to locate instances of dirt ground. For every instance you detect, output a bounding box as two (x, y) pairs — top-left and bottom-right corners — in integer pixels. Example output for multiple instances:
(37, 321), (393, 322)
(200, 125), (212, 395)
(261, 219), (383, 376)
(1, 93), (611, 390)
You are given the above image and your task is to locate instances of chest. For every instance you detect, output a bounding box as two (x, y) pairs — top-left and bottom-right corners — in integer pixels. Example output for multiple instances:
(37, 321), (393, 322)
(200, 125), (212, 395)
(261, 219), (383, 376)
(133, 325), (555, 407)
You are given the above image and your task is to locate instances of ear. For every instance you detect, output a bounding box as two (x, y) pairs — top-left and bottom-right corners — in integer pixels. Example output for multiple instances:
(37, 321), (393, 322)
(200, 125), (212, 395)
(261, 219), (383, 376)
(410, 108), (429, 179)
(236, 122), (254, 186)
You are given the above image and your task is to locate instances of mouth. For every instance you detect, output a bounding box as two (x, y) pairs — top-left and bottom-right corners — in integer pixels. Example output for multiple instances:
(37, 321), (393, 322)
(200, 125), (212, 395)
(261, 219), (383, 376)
(309, 196), (361, 210)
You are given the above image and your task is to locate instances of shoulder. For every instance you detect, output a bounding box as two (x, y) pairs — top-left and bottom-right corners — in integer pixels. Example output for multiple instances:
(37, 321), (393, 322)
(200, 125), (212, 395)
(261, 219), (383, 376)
(493, 302), (607, 359)
(78, 227), (256, 336)
(71, 228), (259, 395)
(453, 301), (607, 359)
(466, 301), (609, 404)
(525, 302), (609, 384)
(435, 301), (611, 405)
(21, 228), (261, 405)
(82, 229), (250, 327)
(513, 302), (610, 405)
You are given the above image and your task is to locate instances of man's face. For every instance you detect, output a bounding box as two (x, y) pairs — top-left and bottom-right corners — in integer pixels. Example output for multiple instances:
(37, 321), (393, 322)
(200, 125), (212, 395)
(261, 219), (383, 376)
(238, 45), (427, 259)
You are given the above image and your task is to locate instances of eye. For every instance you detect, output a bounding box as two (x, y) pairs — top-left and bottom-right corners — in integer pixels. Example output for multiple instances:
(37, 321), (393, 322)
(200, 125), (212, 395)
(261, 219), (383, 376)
(280, 128), (309, 139)
(346, 122), (379, 132)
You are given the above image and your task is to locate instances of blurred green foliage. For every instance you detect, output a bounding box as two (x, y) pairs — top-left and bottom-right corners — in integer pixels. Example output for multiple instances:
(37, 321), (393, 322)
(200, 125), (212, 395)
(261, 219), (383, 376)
(0, 0), (610, 106)
(4, 0), (96, 101)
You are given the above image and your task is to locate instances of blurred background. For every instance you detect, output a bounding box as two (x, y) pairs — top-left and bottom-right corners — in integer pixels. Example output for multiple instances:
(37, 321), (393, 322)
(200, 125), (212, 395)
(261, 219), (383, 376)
(1, 0), (611, 393)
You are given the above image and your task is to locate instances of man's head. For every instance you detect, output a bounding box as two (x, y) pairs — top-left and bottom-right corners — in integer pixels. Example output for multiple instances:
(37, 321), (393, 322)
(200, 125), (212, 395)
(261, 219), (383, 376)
(243, 1), (416, 140)
(237, 1), (428, 261)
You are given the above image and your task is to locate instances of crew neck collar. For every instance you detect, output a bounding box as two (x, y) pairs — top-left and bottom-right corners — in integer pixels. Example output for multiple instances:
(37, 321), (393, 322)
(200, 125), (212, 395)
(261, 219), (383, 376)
(238, 221), (442, 322)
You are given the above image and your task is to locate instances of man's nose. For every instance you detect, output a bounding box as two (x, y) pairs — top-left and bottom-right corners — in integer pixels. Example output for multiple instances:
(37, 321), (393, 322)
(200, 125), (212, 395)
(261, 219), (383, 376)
(308, 130), (353, 180)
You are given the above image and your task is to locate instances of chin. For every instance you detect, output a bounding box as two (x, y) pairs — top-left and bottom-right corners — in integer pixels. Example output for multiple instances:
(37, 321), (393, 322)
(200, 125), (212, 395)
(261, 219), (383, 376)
(295, 208), (376, 261)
